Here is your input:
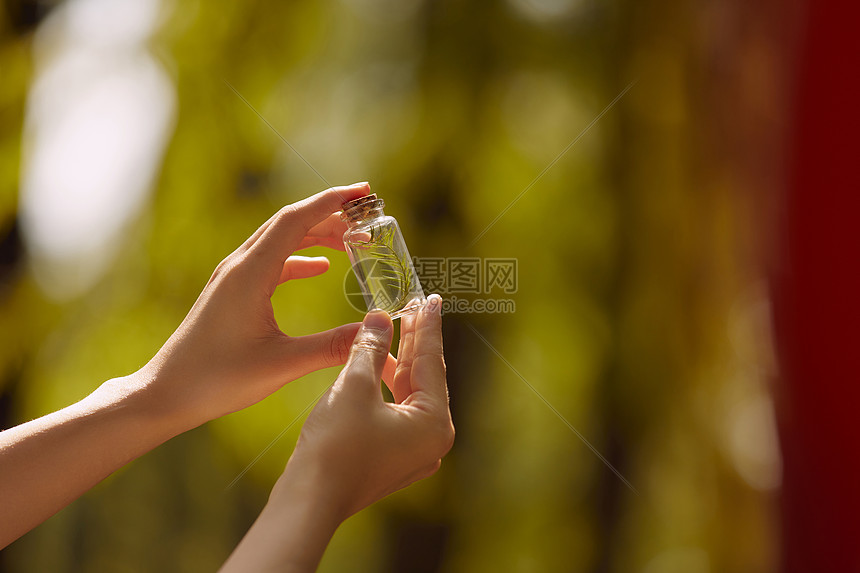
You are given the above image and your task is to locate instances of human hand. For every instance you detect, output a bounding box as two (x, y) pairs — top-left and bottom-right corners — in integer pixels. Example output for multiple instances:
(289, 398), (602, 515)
(278, 294), (455, 521)
(129, 182), (374, 430)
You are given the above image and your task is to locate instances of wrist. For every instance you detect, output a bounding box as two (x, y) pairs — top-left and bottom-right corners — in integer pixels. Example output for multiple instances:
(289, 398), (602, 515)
(221, 456), (344, 573)
(270, 454), (348, 528)
(89, 368), (195, 442)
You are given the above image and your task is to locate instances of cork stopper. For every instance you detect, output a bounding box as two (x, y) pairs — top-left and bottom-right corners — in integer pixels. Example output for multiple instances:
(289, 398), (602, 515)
(341, 193), (385, 224)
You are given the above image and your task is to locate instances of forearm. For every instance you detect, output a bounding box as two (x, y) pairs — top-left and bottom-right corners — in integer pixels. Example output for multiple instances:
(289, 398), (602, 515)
(0, 371), (185, 548)
(220, 457), (344, 573)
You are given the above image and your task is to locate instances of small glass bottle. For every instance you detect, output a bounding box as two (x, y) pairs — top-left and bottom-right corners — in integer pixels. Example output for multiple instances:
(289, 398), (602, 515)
(342, 194), (426, 319)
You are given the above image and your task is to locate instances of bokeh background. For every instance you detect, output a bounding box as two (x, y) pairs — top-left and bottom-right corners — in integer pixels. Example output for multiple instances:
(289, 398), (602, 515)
(2, 0), (850, 571)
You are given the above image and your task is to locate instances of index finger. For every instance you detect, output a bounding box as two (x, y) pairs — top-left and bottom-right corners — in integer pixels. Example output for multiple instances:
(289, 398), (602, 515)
(410, 294), (448, 405)
(296, 212), (352, 251)
(246, 182), (370, 273)
(392, 308), (418, 404)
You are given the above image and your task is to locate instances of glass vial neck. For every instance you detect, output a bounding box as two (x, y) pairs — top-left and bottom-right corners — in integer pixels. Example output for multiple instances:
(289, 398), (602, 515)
(341, 194), (386, 226)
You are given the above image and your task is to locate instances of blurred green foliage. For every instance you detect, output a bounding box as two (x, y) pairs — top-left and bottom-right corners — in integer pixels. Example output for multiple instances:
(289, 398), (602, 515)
(1, 0), (781, 571)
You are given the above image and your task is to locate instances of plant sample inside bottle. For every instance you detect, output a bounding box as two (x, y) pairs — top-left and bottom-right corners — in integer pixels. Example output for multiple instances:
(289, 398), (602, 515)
(342, 194), (426, 319)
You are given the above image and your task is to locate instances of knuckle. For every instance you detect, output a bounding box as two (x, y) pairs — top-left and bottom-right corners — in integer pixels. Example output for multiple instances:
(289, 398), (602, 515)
(323, 188), (342, 205)
(277, 204), (299, 219)
(328, 328), (353, 365)
(424, 459), (443, 479)
(439, 421), (456, 454)
(276, 204), (311, 235)
(424, 418), (455, 457)
(352, 337), (388, 358)
(210, 254), (240, 284)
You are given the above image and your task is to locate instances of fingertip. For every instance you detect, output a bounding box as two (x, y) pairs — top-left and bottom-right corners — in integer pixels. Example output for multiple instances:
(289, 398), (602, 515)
(287, 254), (329, 263)
(363, 309), (393, 332)
(342, 311), (393, 393)
(419, 295), (443, 328)
(278, 255), (332, 283)
(332, 182), (372, 206)
(424, 294), (442, 315)
(347, 181), (370, 193)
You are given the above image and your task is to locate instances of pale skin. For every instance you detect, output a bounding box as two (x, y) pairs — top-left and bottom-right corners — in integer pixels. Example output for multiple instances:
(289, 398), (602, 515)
(0, 182), (455, 570)
(221, 298), (452, 572)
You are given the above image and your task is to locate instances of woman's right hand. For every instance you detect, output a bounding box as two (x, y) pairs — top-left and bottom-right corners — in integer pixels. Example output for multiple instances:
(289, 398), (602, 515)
(282, 294), (455, 521)
(219, 296), (454, 572)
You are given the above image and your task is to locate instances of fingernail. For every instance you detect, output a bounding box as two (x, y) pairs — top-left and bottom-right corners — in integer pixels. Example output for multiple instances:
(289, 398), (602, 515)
(364, 309), (392, 331)
(426, 294), (442, 313)
(350, 181), (370, 188)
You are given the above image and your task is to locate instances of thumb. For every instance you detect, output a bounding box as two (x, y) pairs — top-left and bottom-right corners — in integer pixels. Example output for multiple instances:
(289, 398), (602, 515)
(342, 310), (394, 395)
(282, 322), (362, 379)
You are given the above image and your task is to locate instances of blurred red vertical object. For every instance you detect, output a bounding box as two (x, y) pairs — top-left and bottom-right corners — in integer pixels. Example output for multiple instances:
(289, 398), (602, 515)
(776, 0), (860, 571)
